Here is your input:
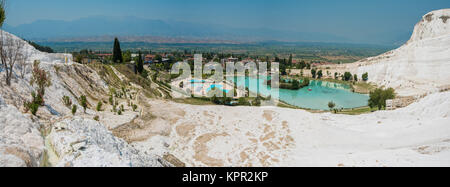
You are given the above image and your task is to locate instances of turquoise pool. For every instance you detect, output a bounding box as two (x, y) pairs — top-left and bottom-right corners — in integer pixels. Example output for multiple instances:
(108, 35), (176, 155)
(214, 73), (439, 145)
(190, 79), (206, 83)
(207, 84), (229, 93)
(229, 76), (369, 110)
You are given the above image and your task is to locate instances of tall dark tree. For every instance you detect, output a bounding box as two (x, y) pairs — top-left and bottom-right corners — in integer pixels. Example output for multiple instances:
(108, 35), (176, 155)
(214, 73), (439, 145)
(0, 0), (5, 27)
(344, 72), (352, 81)
(311, 69), (317, 78)
(112, 37), (123, 63)
(136, 51), (144, 74)
(317, 70), (323, 79)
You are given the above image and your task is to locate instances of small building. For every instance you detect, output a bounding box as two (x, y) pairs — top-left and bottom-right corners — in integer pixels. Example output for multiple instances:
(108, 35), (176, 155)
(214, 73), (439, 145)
(97, 53), (112, 60)
(145, 54), (155, 63)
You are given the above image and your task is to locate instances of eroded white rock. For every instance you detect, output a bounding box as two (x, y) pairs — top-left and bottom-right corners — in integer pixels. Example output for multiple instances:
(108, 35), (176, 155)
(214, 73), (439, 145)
(0, 96), (45, 167)
(47, 117), (170, 167)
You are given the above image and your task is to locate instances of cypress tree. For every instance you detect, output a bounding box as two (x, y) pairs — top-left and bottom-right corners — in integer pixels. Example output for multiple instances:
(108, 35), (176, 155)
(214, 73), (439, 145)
(112, 37), (123, 63)
(0, 1), (5, 27)
(136, 51), (144, 74)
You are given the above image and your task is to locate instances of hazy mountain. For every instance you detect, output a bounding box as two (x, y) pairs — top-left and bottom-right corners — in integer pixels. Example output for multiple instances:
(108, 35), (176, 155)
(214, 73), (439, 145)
(4, 16), (409, 45)
(4, 16), (354, 43)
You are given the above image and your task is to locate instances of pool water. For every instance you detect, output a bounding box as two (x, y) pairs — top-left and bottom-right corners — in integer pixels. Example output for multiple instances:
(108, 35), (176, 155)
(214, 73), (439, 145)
(191, 79), (206, 83)
(190, 83), (230, 93)
(207, 84), (229, 93)
(229, 76), (369, 110)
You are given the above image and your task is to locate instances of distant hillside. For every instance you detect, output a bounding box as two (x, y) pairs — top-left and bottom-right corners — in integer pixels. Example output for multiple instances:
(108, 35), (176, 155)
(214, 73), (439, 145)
(4, 16), (370, 44)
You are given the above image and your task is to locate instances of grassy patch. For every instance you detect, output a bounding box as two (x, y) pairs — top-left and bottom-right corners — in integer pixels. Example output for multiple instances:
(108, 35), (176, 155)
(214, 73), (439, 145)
(112, 64), (162, 98)
(88, 64), (126, 88)
(172, 97), (215, 106)
(335, 106), (377, 115)
(352, 82), (376, 94)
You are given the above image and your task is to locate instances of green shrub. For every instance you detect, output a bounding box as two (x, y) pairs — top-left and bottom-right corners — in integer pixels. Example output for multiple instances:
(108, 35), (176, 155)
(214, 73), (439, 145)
(118, 110), (122, 115)
(94, 116), (100, 121)
(30, 60), (51, 105)
(72, 105), (77, 115)
(344, 72), (352, 81)
(362, 72), (369, 81)
(80, 95), (88, 112)
(132, 104), (138, 112)
(96, 101), (103, 111)
(328, 101), (336, 112)
(311, 69), (317, 78)
(141, 69), (149, 78)
(24, 91), (45, 116)
(238, 97), (250, 106)
(109, 95), (114, 105)
(62, 96), (72, 108)
(369, 88), (395, 110)
(317, 70), (323, 79)
(29, 103), (39, 116)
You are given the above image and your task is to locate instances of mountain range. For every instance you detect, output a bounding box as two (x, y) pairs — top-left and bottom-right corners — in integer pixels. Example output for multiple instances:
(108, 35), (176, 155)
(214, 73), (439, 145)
(4, 16), (411, 45)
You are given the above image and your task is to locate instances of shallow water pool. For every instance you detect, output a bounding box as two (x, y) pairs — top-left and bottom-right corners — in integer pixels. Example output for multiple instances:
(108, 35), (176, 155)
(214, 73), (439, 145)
(230, 76), (369, 110)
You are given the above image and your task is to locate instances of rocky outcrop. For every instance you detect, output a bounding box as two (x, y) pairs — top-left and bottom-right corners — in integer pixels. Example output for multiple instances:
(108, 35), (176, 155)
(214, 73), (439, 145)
(0, 96), (45, 167)
(327, 9), (450, 96)
(47, 117), (171, 167)
(409, 9), (450, 43)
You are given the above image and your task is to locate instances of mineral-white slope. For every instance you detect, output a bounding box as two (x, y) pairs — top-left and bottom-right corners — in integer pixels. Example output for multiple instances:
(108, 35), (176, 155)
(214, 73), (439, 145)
(47, 117), (170, 167)
(0, 96), (44, 167)
(145, 91), (449, 167)
(330, 9), (450, 96)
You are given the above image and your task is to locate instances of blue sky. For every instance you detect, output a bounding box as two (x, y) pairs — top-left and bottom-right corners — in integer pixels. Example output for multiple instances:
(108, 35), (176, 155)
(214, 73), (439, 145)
(5, 0), (450, 41)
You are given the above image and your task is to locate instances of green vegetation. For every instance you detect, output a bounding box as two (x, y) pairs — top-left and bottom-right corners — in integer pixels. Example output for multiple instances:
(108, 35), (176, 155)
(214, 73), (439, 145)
(343, 72), (352, 81)
(0, 0), (5, 27)
(317, 70), (323, 79)
(112, 37), (123, 63)
(25, 61), (51, 116)
(238, 97), (250, 106)
(328, 101), (336, 112)
(369, 88), (396, 110)
(123, 50), (132, 63)
(44, 41), (392, 65)
(96, 101), (103, 111)
(26, 40), (54, 53)
(173, 97), (215, 106)
(80, 95), (88, 112)
(209, 90), (233, 105)
(311, 69), (317, 78)
(136, 51), (144, 74)
(72, 105), (77, 115)
(362, 72), (369, 81)
(336, 106), (378, 115)
(24, 92), (41, 116)
(274, 78), (310, 90)
(94, 116), (100, 121)
(62, 96), (72, 108)
(30, 61), (51, 104)
(109, 95), (114, 105)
